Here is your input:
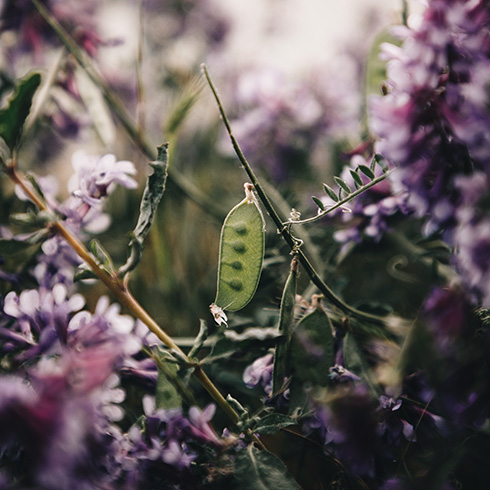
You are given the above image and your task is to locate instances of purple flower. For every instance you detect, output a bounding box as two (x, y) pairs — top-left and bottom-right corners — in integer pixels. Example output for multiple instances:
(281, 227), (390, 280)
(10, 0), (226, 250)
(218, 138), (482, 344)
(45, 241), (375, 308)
(0, 350), (123, 489)
(304, 385), (379, 477)
(369, 0), (490, 234)
(243, 352), (274, 395)
(320, 154), (408, 250)
(67, 151), (137, 208)
(1, 284), (84, 359)
(224, 67), (357, 182)
(0, 0), (102, 59)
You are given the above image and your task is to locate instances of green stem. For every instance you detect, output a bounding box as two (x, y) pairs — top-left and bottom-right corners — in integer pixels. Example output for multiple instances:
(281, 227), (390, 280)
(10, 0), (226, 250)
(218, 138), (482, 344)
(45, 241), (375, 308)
(29, 0), (224, 220)
(201, 64), (387, 326)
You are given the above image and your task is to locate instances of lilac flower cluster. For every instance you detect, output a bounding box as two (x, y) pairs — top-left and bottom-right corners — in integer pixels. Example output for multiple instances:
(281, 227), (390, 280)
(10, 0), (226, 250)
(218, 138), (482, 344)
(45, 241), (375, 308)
(224, 67), (358, 182)
(11, 150), (137, 289)
(0, 150), (231, 488)
(369, 0), (490, 305)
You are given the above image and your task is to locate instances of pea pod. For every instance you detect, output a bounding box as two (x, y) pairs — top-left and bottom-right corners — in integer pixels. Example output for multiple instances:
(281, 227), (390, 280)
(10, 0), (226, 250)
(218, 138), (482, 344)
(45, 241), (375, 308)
(272, 257), (298, 395)
(213, 183), (265, 313)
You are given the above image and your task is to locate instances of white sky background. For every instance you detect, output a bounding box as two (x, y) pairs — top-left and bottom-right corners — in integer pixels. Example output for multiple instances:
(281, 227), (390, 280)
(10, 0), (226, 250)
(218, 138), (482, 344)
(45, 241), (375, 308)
(216, 0), (425, 76)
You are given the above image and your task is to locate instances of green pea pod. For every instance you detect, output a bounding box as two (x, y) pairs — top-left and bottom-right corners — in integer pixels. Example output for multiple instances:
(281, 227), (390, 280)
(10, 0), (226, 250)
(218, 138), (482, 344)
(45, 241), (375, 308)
(213, 183), (265, 313)
(272, 257), (298, 395)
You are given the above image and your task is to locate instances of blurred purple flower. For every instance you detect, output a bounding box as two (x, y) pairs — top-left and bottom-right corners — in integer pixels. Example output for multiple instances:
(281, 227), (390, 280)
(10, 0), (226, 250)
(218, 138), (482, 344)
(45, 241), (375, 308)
(224, 67), (357, 182)
(243, 352), (274, 395)
(0, 350), (123, 489)
(304, 385), (379, 477)
(0, 0), (102, 60)
(369, 0), (490, 234)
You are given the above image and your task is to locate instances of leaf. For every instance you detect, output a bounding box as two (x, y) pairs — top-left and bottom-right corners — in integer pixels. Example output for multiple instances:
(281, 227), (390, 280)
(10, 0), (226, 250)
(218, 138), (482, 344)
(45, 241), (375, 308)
(311, 196), (325, 211)
(90, 239), (115, 274)
(343, 332), (379, 396)
(155, 361), (183, 410)
(358, 164), (375, 180)
(0, 238), (39, 255)
(0, 73), (41, 151)
(323, 183), (339, 202)
(202, 328), (280, 364)
(288, 308), (335, 413)
(214, 184), (265, 312)
(234, 445), (301, 490)
(188, 319), (208, 359)
(119, 144), (169, 274)
(75, 67), (115, 147)
(252, 413), (297, 435)
(272, 258), (297, 395)
(334, 176), (352, 195)
(0, 229), (49, 255)
(350, 169), (363, 188)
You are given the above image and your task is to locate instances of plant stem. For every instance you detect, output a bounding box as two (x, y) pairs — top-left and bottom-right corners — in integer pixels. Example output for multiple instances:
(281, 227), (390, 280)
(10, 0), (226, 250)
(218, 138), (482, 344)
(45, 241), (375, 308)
(201, 64), (387, 326)
(5, 164), (240, 425)
(29, 0), (224, 220)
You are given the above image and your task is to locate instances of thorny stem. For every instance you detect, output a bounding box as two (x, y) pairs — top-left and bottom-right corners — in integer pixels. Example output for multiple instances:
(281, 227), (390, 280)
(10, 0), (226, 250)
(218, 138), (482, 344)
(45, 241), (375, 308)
(285, 170), (392, 226)
(29, 0), (224, 220)
(201, 64), (388, 326)
(4, 163), (240, 427)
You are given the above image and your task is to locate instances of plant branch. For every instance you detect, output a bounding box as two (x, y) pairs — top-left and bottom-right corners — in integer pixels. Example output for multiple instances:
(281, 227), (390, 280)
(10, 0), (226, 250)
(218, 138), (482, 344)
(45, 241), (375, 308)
(286, 170), (392, 226)
(201, 64), (388, 326)
(5, 163), (240, 426)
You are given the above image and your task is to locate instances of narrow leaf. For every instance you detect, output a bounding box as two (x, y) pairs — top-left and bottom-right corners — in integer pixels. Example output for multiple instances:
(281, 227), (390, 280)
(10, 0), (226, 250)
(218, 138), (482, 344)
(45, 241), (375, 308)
(0, 73), (41, 151)
(358, 164), (375, 180)
(272, 258), (297, 395)
(252, 413), (297, 435)
(155, 362), (184, 410)
(90, 239), (115, 274)
(350, 169), (363, 187)
(119, 143), (169, 274)
(234, 445), (301, 490)
(343, 332), (379, 396)
(311, 196), (325, 211)
(188, 319), (208, 359)
(322, 183), (339, 202)
(288, 307), (335, 414)
(334, 176), (352, 195)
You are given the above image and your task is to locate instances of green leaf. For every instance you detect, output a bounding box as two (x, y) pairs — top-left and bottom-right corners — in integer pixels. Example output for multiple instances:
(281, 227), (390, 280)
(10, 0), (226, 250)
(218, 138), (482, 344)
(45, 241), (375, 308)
(202, 327), (280, 364)
(322, 183), (339, 202)
(364, 29), (401, 98)
(358, 164), (375, 180)
(350, 169), (363, 188)
(119, 144), (169, 274)
(0, 229), (49, 255)
(252, 413), (297, 435)
(188, 319), (208, 359)
(311, 196), (325, 211)
(90, 239), (115, 274)
(272, 258), (297, 395)
(343, 332), (379, 396)
(334, 176), (352, 195)
(289, 308), (335, 404)
(214, 186), (265, 312)
(234, 445), (301, 490)
(0, 238), (39, 255)
(155, 361), (183, 410)
(0, 73), (41, 151)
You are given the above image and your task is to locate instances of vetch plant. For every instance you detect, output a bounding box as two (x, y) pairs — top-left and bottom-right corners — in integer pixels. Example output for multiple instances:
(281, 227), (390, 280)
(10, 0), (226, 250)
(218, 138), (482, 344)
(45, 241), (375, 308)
(1, 1), (490, 489)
